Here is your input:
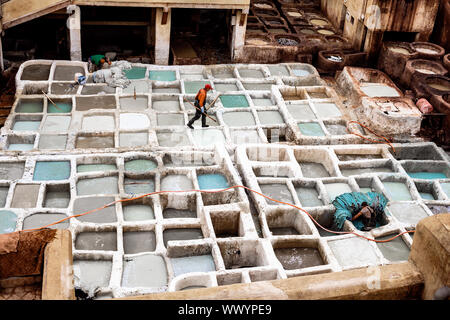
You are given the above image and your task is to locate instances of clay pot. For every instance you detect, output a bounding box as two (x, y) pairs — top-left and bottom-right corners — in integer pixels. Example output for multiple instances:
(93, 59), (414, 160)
(444, 54), (450, 72)
(377, 42), (418, 81)
(245, 34), (274, 46)
(430, 93), (450, 144)
(274, 34), (301, 47)
(317, 50), (345, 72)
(401, 59), (448, 88)
(411, 74), (450, 99)
(411, 42), (446, 60)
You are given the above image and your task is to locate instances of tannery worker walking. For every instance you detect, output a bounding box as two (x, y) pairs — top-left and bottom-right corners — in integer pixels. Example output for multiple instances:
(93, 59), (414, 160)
(187, 84), (212, 129)
(88, 54), (111, 72)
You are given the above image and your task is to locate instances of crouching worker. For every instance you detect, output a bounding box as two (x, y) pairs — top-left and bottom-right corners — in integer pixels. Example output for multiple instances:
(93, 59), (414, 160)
(332, 192), (388, 232)
(88, 54), (112, 72)
(187, 84), (212, 129)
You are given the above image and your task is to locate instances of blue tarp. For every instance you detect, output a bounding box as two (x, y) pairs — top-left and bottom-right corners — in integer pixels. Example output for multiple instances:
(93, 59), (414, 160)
(332, 192), (388, 231)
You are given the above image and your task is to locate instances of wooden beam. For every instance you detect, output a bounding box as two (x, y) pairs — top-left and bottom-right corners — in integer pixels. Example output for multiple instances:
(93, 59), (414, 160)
(82, 20), (150, 26)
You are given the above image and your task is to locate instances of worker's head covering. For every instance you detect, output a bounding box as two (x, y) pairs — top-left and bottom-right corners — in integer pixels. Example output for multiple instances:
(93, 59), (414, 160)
(204, 84), (212, 91)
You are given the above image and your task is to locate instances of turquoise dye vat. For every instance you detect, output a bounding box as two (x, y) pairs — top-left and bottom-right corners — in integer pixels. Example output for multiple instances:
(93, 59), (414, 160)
(441, 183), (450, 197)
(407, 172), (447, 180)
(198, 174), (229, 190)
(383, 182), (412, 201)
(0, 210), (17, 234)
(298, 122), (326, 136)
(184, 81), (211, 94)
(124, 159), (157, 173)
(124, 178), (155, 194)
(16, 100), (43, 113)
(149, 70), (176, 81)
(48, 102), (72, 113)
(77, 164), (117, 173)
(13, 121), (41, 131)
(220, 95), (249, 108)
(420, 192), (435, 200)
(124, 67), (147, 79)
(170, 254), (216, 277)
(33, 161), (71, 181)
(8, 144), (33, 151)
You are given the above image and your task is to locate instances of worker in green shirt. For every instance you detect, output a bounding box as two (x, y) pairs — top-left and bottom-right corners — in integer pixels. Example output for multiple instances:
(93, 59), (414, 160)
(88, 54), (111, 72)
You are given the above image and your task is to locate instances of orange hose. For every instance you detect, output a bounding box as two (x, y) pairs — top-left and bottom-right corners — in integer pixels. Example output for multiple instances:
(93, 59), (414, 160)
(19, 185), (413, 243)
(346, 120), (396, 153)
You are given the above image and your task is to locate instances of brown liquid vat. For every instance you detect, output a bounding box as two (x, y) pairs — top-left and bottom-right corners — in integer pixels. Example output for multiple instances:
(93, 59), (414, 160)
(401, 59), (448, 87)
(411, 42), (446, 60)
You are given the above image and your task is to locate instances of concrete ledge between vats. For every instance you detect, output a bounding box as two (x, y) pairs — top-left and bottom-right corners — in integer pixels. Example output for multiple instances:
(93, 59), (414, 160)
(42, 229), (75, 300)
(114, 262), (423, 300)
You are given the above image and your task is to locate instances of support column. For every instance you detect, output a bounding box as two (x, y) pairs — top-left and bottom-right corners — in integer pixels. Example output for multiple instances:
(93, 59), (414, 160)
(230, 8), (248, 62)
(66, 5), (82, 61)
(0, 34), (4, 72)
(154, 7), (171, 65)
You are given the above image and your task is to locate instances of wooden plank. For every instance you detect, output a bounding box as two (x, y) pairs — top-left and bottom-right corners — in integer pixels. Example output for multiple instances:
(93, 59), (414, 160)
(75, 0), (249, 9)
(2, 0), (70, 29)
(41, 230), (75, 300)
(82, 20), (150, 26)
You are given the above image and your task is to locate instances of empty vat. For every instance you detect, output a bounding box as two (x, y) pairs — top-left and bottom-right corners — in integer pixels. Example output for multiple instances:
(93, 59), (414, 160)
(41, 116), (71, 132)
(157, 113), (185, 126)
(0, 187), (8, 207)
(360, 84), (400, 98)
(313, 103), (342, 118)
(157, 131), (191, 147)
(192, 129), (225, 147)
(152, 100), (180, 112)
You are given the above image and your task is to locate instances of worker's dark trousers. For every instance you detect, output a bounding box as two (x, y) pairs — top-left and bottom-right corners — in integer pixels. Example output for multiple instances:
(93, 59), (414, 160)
(187, 103), (207, 127)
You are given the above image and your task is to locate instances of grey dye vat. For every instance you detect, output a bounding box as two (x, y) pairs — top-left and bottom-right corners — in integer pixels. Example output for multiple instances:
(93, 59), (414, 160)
(123, 204), (155, 221)
(73, 260), (112, 293)
(0, 162), (25, 180)
(329, 237), (380, 268)
(163, 228), (204, 247)
(122, 254), (168, 287)
(123, 231), (156, 254)
(376, 235), (410, 262)
(274, 247), (324, 270)
(170, 254), (216, 277)
(299, 162), (330, 178)
(163, 208), (197, 219)
(75, 231), (117, 251)
(259, 183), (294, 205)
(73, 197), (117, 223)
(23, 213), (69, 230)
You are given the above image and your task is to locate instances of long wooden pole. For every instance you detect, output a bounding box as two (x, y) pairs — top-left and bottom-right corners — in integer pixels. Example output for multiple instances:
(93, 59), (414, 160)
(183, 96), (217, 123)
(41, 90), (63, 112)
